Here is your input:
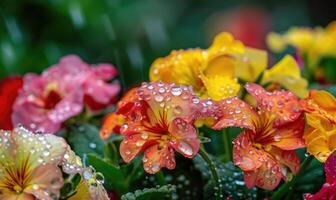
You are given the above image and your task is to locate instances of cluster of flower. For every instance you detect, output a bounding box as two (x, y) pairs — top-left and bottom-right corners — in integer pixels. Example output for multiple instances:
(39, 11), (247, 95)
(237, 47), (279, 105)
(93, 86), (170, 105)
(1, 22), (336, 199)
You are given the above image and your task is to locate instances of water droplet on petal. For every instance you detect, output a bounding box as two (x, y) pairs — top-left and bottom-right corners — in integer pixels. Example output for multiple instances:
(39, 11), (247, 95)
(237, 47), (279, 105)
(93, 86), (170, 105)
(178, 142), (193, 156)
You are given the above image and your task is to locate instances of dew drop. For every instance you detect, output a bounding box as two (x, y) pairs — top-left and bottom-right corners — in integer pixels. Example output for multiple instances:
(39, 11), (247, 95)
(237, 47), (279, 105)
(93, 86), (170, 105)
(171, 87), (182, 96)
(178, 142), (193, 156)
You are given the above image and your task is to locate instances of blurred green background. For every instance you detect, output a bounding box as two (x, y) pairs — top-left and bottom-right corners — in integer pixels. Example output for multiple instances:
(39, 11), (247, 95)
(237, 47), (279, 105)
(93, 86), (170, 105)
(1, 0), (335, 90)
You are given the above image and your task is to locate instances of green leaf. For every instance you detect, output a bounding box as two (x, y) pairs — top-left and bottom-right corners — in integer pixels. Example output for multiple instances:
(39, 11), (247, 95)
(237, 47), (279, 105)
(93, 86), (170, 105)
(67, 123), (105, 158)
(320, 57), (336, 82)
(193, 155), (257, 200)
(87, 154), (128, 194)
(103, 141), (119, 166)
(121, 185), (177, 200)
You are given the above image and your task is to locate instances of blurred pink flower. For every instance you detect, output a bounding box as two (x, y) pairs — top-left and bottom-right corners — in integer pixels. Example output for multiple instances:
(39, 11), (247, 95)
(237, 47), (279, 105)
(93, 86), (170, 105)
(12, 55), (120, 133)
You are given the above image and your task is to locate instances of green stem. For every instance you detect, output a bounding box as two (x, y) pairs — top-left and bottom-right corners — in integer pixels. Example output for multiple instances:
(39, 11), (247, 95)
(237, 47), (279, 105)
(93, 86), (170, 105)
(272, 155), (314, 200)
(155, 171), (166, 186)
(198, 148), (222, 200)
(222, 129), (232, 162)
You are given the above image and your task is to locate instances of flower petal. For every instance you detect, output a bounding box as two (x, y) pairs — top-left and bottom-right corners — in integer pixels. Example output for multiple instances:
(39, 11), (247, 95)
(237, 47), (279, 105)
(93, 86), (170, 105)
(270, 114), (305, 150)
(137, 82), (205, 124)
(100, 113), (125, 139)
(244, 161), (282, 190)
(0, 76), (23, 130)
(212, 97), (258, 131)
(302, 90), (336, 124)
(245, 83), (302, 125)
(169, 118), (200, 158)
(325, 153), (336, 183)
(201, 75), (240, 101)
(261, 55), (308, 98)
(120, 133), (157, 163)
(25, 163), (63, 200)
(269, 147), (301, 175)
(142, 145), (176, 174)
(233, 131), (265, 171)
(234, 47), (267, 82)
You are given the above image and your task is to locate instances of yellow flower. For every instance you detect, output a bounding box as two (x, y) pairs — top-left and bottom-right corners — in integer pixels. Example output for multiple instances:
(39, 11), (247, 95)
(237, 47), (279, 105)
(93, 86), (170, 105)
(69, 168), (109, 200)
(150, 32), (267, 101)
(261, 55), (308, 98)
(301, 90), (336, 162)
(0, 126), (109, 200)
(0, 127), (67, 200)
(267, 21), (336, 68)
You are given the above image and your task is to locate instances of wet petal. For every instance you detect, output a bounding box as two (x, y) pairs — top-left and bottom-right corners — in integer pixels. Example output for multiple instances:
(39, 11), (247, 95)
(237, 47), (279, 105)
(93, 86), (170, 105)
(143, 145), (176, 174)
(245, 83), (302, 125)
(270, 114), (305, 150)
(207, 32), (245, 56)
(233, 131), (265, 171)
(25, 164), (63, 200)
(169, 118), (199, 158)
(9, 127), (68, 168)
(269, 147), (301, 175)
(120, 133), (157, 163)
(325, 153), (336, 183)
(302, 90), (336, 124)
(304, 182), (336, 200)
(201, 75), (240, 101)
(212, 97), (258, 131)
(100, 113), (125, 139)
(244, 161), (282, 190)
(136, 82), (204, 123)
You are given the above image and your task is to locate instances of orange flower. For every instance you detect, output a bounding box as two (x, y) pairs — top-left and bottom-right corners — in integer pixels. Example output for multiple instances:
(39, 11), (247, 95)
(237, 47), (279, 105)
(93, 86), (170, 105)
(301, 90), (336, 162)
(212, 83), (305, 190)
(100, 82), (211, 174)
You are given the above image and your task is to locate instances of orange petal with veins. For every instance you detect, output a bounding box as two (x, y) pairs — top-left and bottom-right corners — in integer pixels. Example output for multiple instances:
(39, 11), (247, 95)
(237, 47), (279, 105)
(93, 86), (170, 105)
(142, 145), (176, 174)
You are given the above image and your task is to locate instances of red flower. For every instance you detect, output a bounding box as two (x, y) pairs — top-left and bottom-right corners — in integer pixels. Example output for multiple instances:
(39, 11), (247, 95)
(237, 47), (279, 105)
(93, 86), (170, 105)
(0, 76), (23, 130)
(212, 83), (305, 190)
(304, 153), (336, 200)
(101, 82), (210, 174)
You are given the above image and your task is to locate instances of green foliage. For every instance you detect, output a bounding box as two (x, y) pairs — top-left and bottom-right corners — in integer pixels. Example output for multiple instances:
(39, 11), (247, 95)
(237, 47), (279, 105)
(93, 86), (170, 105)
(87, 154), (128, 194)
(121, 184), (177, 200)
(66, 122), (105, 158)
(320, 57), (336, 82)
(193, 155), (257, 200)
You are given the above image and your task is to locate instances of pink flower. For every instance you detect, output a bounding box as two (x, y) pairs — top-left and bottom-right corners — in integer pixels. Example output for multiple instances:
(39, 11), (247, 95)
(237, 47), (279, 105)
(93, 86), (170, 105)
(12, 55), (120, 133)
(304, 153), (336, 200)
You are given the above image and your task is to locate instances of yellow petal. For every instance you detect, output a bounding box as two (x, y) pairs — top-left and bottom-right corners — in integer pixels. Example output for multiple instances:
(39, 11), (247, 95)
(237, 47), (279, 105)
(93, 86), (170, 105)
(261, 55), (308, 98)
(234, 47), (268, 82)
(310, 90), (336, 111)
(205, 55), (235, 77)
(207, 32), (245, 56)
(201, 75), (240, 101)
(285, 28), (314, 52)
(266, 32), (287, 53)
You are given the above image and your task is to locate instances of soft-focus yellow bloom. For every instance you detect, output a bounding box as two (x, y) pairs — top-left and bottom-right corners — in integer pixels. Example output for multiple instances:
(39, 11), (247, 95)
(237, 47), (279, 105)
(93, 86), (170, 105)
(267, 21), (336, 67)
(301, 90), (336, 162)
(150, 32), (267, 101)
(261, 55), (308, 98)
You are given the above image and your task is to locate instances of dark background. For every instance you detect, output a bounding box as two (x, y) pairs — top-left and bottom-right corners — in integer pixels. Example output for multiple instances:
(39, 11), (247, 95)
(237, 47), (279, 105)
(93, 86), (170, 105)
(1, 0), (335, 90)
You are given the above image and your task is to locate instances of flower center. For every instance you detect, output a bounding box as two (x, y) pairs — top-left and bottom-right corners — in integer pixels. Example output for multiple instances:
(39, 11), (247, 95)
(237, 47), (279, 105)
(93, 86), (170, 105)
(44, 90), (62, 109)
(13, 184), (23, 193)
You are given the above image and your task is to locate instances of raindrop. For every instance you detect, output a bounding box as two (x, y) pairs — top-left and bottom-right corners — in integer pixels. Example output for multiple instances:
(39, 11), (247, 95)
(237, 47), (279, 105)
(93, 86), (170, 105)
(141, 132), (149, 140)
(89, 143), (97, 149)
(178, 142), (193, 156)
(171, 87), (182, 96)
